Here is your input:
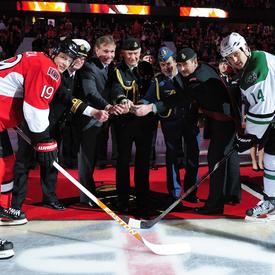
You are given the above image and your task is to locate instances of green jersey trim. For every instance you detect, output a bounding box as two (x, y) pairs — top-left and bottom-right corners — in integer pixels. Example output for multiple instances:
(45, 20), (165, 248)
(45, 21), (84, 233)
(240, 51), (269, 90)
(246, 117), (272, 125)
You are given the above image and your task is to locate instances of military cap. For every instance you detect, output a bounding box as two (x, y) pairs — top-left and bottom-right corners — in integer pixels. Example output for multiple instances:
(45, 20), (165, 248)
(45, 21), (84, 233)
(158, 47), (174, 62)
(72, 39), (91, 57)
(121, 37), (141, 51)
(176, 47), (197, 62)
(142, 50), (154, 58)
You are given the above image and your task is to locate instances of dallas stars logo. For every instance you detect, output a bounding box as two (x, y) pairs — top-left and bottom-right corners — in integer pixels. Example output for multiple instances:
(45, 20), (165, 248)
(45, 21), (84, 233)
(245, 71), (257, 84)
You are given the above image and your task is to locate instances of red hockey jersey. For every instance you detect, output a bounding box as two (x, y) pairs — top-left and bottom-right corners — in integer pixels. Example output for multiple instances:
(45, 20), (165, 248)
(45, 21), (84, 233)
(0, 52), (61, 133)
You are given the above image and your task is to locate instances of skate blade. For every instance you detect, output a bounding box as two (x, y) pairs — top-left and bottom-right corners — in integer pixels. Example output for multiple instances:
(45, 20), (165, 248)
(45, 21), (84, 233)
(0, 218), (28, 226)
(245, 214), (275, 223)
(0, 249), (15, 259)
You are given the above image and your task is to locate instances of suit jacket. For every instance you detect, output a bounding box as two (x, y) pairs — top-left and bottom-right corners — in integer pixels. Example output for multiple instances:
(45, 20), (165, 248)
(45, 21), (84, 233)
(48, 72), (74, 135)
(73, 57), (113, 129)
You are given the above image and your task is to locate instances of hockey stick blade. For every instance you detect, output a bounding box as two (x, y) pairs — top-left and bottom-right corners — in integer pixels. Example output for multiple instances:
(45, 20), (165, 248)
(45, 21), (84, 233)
(14, 127), (191, 255)
(123, 147), (237, 229)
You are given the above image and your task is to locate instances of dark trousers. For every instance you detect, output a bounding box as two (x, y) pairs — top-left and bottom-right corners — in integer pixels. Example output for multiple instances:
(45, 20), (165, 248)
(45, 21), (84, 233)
(61, 122), (79, 168)
(206, 119), (236, 209)
(113, 115), (154, 207)
(96, 120), (118, 165)
(12, 127), (58, 209)
(224, 136), (241, 200)
(0, 130), (15, 208)
(150, 117), (159, 165)
(161, 116), (200, 198)
(78, 125), (101, 203)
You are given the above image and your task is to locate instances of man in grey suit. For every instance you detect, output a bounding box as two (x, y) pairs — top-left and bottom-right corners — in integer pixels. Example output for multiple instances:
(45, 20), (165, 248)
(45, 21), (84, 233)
(73, 35), (123, 205)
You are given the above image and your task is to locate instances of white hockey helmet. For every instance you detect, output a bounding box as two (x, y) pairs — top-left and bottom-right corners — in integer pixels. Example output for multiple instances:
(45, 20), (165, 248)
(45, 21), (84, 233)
(220, 32), (247, 57)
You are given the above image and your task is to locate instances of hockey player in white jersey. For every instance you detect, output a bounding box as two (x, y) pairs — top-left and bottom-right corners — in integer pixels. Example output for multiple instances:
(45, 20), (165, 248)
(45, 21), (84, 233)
(220, 32), (275, 221)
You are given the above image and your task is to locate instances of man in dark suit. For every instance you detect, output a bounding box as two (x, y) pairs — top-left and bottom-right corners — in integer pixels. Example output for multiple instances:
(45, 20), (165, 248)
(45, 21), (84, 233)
(74, 35), (123, 205)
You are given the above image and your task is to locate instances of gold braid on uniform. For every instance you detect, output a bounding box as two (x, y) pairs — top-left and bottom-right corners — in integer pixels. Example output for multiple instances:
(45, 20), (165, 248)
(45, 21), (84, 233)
(70, 98), (84, 114)
(116, 69), (139, 104)
(155, 77), (172, 118)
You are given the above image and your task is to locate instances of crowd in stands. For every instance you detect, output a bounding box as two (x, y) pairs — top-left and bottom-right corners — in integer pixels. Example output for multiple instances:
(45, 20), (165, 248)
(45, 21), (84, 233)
(30, 0), (275, 8)
(0, 15), (274, 67)
(0, 17), (23, 60)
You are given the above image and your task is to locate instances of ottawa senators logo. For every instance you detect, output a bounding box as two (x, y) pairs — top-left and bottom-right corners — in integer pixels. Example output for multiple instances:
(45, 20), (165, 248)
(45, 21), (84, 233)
(47, 67), (60, 81)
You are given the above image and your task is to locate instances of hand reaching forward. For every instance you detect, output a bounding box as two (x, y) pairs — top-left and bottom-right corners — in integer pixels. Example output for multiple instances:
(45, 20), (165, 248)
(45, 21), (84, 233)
(91, 109), (109, 122)
(132, 104), (153, 117)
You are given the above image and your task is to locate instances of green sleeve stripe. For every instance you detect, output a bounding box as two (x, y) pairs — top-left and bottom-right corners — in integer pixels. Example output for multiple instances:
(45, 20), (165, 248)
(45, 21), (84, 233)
(246, 117), (272, 125)
(264, 173), (275, 180)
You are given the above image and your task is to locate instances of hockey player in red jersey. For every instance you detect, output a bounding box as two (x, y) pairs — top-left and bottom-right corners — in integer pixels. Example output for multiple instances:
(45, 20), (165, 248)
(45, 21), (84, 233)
(0, 38), (79, 259)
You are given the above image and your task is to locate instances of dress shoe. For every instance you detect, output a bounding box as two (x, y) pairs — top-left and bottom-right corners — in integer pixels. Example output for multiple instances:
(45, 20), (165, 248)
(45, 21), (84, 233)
(79, 200), (99, 208)
(150, 163), (158, 170)
(224, 196), (240, 205)
(43, 201), (66, 211)
(97, 164), (107, 170)
(184, 195), (201, 203)
(194, 205), (223, 215)
(111, 200), (129, 213)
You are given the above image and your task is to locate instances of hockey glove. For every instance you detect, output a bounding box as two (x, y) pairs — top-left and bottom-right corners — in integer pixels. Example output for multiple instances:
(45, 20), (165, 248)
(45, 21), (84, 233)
(34, 140), (58, 167)
(235, 133), (259, 153)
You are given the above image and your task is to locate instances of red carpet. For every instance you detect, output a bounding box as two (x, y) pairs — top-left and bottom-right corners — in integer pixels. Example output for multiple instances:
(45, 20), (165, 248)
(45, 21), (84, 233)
(22, 165), (262, 220)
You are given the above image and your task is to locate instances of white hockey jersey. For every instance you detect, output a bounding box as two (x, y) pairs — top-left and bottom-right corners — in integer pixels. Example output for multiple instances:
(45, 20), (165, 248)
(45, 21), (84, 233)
(0, 52), (61, 133)
(240, 51), (275, 138)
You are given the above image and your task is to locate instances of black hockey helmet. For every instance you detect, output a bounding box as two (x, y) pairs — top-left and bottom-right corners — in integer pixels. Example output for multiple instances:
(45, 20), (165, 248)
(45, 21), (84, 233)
(51, 38), (79, 60)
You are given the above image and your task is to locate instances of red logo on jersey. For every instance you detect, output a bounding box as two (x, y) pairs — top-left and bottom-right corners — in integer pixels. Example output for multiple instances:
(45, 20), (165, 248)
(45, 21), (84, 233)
(25, 52), (38, 57)
(47, 67), (60, 81)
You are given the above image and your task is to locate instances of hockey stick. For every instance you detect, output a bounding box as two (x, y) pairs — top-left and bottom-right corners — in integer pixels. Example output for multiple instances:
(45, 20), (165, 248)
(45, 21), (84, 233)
(15, 126), (190, 255)
(122, 146), (237, 229)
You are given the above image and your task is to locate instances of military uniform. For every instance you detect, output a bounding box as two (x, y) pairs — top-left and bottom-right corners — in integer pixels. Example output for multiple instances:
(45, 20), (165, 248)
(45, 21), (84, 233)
(111, 38), (155, 214)
(143, 64), (200, 202)
(164, 48), (239, 214)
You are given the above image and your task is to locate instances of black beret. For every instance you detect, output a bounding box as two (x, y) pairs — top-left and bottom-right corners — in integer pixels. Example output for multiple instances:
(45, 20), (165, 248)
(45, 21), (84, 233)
(176, 47), (197, 62)
(121, 37), (141, 51)
(142, 50), (154, 57)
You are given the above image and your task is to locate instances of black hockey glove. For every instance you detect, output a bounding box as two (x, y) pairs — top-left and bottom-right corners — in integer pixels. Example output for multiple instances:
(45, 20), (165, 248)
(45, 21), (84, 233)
(34, 140), (58, 167)
(235, 133), (259, 153)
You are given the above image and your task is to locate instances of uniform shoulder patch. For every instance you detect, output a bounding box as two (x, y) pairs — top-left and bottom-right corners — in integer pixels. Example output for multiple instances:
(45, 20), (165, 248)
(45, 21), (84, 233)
(189, 77), (197, 82)
(245, 71), (257, 85)
(47, 67), (60, 81)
